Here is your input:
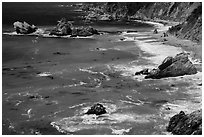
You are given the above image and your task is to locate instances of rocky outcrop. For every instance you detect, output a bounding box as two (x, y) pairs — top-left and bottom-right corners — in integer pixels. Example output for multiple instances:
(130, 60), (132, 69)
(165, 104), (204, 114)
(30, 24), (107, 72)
(167, 110), (202, 135)
(135, 52), (197, 79)
(49, 18), (72, 36)
(71, 26), (99, 37)
(50, 18), (99, 37)
(13, 21), (37, 34)
(85, 103), (107, 115)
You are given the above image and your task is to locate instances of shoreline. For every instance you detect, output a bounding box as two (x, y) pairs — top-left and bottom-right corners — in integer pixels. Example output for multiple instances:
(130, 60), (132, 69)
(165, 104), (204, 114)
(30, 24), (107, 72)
(140, 19), (202, 70)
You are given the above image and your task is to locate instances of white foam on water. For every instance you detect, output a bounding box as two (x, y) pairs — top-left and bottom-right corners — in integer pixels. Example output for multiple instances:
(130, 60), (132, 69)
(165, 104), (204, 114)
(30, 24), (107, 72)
(122, 32), (139, 35)
(134, 36), (152, 39)
(69, 103), (88, 109)
(51, 101), (154, 134)
(79, 68), (110, 81)
(138, 39), (158, 42)
(51, 112), (152, 134)
(67, 81), (87, 87)
(36, 72), (52, 77)
(21, 108), (33, 119)
(120, 100), (142, 106)
(110, 127), (132, 135)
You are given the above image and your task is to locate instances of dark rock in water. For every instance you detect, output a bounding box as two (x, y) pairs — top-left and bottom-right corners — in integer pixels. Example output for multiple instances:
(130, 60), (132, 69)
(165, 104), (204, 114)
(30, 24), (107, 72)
(13, 21), (37, 34)
(3, 67), (12, 71)
(77, 28), (92, 36)
(135, 68), (149, 75)
(197, 83), (202, 86)
(126, 30), (138, 33)
(49, 18), (99, 37)
(163, 32), (168, 37)
(85, 103), (107, 115)
(120, 38), (125, 41)
(70, 28), (78, 37)
(53, 52), (62, 55)
(50, 18), (72, 36)
(71, 26), (99, 37)
(53, 52), (69, 55)
(145, 68), (160, 78)
(47, 76), (54, 79)
(144, 52), (197, 79)
(85, 26), (99, 35)
(167, 109), (202, 135)
(153, 28), (158, 34)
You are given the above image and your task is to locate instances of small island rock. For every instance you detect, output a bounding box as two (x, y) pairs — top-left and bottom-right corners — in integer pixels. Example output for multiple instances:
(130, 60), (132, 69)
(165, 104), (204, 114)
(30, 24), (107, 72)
(13, 21), (37, 34)
(85, 103), (107, 115)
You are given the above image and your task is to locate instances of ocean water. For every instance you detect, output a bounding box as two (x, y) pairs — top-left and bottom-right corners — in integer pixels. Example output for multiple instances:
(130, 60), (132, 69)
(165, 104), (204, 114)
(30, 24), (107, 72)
(2, 3), (202, 135)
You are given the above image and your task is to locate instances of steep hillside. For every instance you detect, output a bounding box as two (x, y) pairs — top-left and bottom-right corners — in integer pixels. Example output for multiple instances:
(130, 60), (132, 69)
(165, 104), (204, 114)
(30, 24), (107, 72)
(82, 2), (202, 43)
(105, 2), (202, 43)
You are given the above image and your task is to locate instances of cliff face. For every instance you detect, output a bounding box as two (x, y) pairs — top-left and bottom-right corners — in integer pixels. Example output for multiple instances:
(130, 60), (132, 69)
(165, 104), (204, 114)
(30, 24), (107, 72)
(103, 2), (202, 43)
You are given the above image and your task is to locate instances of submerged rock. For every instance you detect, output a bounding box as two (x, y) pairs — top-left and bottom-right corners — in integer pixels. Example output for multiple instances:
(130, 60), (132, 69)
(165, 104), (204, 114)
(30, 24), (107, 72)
(167, 109), (202, 135)
(13, 21), (37, 34)
(135, 52), (197, 79)
(85, 103), (107, 115)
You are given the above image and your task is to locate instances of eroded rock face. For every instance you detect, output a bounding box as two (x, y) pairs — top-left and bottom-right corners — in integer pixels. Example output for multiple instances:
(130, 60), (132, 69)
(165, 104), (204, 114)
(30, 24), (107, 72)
(167, 109), (202, 135)
(13, 21), (37, 34)
(135, 52), (197, 79)
(85, 103), (107, 115)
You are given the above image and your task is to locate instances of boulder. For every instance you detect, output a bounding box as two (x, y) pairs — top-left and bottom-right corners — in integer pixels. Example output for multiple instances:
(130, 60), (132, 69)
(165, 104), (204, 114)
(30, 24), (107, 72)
(50, 18), (72, 36)
(71, 26), (99, 37)
(167, 109), (202, 135)
(85, 103), (107, 115)
(144, 52), (197, 79)
(78, 29), (92, 36)
(13, 21), (37, 34)
(153, 28), (158, 34)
